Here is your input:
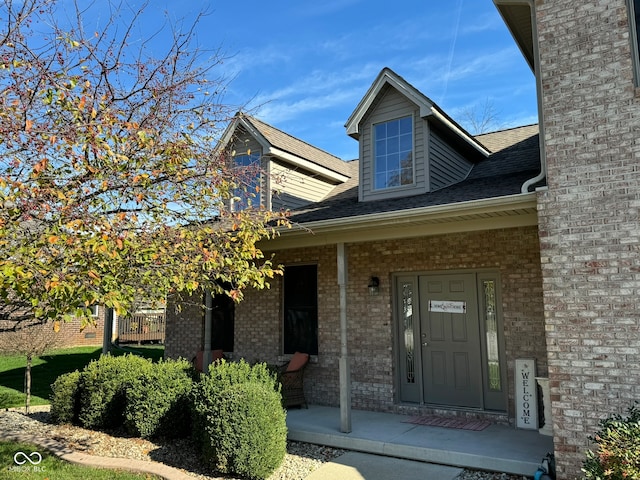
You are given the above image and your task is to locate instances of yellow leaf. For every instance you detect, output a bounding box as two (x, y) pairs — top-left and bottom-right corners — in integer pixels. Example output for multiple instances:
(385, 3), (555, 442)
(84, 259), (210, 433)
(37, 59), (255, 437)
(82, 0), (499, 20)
(53, 321), (60, 333)
(25, 119), (33, 131)
(48, 235), (58, 244)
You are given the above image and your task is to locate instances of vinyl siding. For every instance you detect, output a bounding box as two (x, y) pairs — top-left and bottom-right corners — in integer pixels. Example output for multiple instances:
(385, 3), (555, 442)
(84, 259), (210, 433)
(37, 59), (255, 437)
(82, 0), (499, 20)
(429, 130), (473, 190)
(359, 86), (428, 202)
(270, 159), (337, 210)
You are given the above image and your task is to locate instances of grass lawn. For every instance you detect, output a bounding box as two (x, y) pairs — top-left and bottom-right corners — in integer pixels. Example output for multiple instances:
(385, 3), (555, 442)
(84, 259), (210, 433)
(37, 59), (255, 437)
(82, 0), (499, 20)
(0, 344), (165, 409)
(1, 440), (161, 479)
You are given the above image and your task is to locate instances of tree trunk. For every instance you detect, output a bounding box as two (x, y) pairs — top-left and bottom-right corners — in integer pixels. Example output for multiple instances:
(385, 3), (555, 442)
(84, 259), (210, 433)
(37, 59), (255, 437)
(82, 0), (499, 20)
(25, 353), (32, 414)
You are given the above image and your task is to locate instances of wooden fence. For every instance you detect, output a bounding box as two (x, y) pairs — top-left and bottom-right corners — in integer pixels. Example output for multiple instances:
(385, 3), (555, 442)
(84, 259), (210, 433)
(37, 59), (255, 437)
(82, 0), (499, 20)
(118, 311), (166, 344)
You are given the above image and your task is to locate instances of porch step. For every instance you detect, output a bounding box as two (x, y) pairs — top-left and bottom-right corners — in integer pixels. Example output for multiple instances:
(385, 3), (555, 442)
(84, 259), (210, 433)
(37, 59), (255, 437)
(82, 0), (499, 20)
(286, 405), (553, 476)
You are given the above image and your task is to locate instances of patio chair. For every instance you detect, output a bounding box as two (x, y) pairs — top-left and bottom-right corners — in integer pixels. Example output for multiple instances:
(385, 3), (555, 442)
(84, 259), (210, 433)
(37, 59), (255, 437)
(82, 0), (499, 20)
(193, 349), (225, 372)
(278, 352), (309, 409)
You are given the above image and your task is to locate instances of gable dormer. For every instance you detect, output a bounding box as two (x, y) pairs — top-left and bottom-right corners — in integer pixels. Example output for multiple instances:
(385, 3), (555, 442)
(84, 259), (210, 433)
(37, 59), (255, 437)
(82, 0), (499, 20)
(219, 113), (351, 211)
(345, 68), (489, 202)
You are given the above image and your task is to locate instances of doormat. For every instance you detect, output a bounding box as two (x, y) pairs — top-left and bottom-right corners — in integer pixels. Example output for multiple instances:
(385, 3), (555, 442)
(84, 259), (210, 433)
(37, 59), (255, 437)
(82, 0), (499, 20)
(403, 415), (491, 431)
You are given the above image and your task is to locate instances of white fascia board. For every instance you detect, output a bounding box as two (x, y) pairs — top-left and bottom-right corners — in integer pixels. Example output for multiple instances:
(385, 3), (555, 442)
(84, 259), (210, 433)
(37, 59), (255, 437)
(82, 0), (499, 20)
(215, 116), (270, 156)
(266, 192), (538, 249)
(345, 69), (431, 137)
(267, 147), (350, 183)
(236, 117), (271, 152)
(345, 69), (489, 157)
(429, 108), (491, 157)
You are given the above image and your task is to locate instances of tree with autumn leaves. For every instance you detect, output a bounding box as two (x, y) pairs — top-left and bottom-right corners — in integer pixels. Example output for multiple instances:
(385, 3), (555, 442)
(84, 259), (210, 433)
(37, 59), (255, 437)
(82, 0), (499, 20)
(0, 0), (288, 333)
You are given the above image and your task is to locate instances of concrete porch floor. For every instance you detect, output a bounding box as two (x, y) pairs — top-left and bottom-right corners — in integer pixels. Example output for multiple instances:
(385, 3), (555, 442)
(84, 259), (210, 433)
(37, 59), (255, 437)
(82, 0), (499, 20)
(286, 405), (554, 476)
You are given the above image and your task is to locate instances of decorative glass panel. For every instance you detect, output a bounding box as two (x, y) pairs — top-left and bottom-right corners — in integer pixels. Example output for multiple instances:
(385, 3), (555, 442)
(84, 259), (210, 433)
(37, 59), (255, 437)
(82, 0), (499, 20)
(402, 282), (415, 384)
(483, 280), (501, 391)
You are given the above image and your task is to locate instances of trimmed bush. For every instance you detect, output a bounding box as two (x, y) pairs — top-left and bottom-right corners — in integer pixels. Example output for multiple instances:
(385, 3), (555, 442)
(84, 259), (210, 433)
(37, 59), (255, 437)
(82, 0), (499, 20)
(50, 370), (81, 424)
(582, 402), (640, 480)
(124, 358), (195, 438)
(76, 354), (152, 430)
(192, 360), (286, 480)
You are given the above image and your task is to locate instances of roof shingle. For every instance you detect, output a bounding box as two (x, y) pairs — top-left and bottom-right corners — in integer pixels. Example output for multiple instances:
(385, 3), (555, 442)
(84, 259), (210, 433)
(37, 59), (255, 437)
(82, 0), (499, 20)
(245, 115), (352, 178)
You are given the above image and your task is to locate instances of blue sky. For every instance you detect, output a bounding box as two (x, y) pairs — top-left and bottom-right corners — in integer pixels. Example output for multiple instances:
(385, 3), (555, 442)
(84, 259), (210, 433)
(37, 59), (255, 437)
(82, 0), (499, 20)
(79, 1), (538, 161)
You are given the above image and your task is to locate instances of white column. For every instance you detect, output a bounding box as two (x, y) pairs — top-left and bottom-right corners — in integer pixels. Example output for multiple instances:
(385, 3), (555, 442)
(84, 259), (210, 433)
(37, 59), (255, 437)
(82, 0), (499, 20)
(337, 243), (351, 433)
(535, 377), (553, 436)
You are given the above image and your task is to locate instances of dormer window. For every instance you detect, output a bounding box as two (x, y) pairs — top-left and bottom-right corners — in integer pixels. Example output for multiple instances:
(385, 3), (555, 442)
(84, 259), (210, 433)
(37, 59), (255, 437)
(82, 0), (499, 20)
(374, 116), (414, 190)
(232, 152), (261, 211)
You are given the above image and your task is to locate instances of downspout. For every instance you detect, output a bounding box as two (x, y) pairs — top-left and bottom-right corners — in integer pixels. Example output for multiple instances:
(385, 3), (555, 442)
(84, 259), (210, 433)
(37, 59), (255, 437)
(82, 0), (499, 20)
(337, 243), (351, 433)
(203, 290), (213, 371)
(521, 0), (548, 193)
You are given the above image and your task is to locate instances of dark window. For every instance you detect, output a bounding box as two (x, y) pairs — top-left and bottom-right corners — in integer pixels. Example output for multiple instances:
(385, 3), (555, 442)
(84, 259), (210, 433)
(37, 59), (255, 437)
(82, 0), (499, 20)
(283, 265), (318, 355)
(210, 293), (234, 352)
(630, 0), (640, 84)
(232, 152), (261, 211)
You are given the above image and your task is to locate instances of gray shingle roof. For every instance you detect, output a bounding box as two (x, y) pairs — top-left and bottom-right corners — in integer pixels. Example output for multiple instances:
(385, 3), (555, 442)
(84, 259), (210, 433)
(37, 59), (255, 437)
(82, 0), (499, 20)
(245, 116), (351, 178)
(286, 125), (542, 224)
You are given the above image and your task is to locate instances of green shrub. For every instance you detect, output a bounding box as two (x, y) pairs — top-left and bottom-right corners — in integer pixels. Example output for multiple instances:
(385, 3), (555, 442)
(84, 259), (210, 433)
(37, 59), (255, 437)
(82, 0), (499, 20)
(192, 360), (286, 480)
(76, 354), (152, 430)
(124, 358), (195, 438)
(50, 370), (81, 424)
(582, 402), (640, 480)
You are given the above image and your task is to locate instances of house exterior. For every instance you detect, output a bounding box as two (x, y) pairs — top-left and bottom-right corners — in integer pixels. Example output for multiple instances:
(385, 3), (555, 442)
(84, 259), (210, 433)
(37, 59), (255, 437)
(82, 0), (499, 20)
(0, 305), (111, 349)
(166, 69), (548, 437)
(166, 1), (640, 477)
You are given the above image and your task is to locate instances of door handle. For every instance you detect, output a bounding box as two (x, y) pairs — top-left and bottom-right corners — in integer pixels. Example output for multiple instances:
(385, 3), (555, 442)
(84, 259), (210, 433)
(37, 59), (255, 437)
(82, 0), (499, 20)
(422, 342), (428, 347)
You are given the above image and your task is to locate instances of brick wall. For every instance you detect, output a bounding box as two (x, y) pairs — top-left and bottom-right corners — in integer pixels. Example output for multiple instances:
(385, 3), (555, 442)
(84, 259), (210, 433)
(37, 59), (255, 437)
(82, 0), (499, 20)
(57, 309), (106, 347)
(535, 1), (640, 477)
(164, 292), (204, 361)
(0, 308), (106, 352)
(171, 226), (544, 422)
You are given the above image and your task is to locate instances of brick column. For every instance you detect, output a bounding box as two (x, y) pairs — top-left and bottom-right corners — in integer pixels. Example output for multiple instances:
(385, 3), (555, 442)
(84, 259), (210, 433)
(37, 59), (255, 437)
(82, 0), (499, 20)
(535, 1), (640, 477)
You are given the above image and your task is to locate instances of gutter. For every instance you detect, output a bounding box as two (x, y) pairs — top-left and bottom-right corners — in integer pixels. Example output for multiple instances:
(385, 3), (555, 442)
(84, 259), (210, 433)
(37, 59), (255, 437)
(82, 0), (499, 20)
(265, 192), (538, 249)
(297, 192), (534, 230)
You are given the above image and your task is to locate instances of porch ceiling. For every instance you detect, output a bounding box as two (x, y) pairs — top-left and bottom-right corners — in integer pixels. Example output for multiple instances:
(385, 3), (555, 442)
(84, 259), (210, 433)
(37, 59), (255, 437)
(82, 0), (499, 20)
(264, 193), (538, 250)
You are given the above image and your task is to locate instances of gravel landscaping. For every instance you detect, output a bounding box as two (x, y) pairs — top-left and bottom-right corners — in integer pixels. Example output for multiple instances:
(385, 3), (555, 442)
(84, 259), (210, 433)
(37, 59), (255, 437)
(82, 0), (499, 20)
(1, 407), (531, 479)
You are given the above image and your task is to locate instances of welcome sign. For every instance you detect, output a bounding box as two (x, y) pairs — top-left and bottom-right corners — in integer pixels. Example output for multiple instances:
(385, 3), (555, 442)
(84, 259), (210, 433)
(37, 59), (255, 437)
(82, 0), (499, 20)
(515, 359), (538, 429)
(428, 300), (466, 314)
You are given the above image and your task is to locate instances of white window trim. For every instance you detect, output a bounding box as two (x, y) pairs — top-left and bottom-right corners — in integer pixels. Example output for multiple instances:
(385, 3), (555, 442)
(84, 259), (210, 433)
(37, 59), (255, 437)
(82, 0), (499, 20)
(371, 114), (416, 192)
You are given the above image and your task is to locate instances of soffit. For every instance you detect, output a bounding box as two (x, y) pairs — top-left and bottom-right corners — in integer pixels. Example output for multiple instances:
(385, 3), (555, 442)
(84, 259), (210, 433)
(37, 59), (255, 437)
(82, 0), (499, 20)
(494, 1), (535, 71)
